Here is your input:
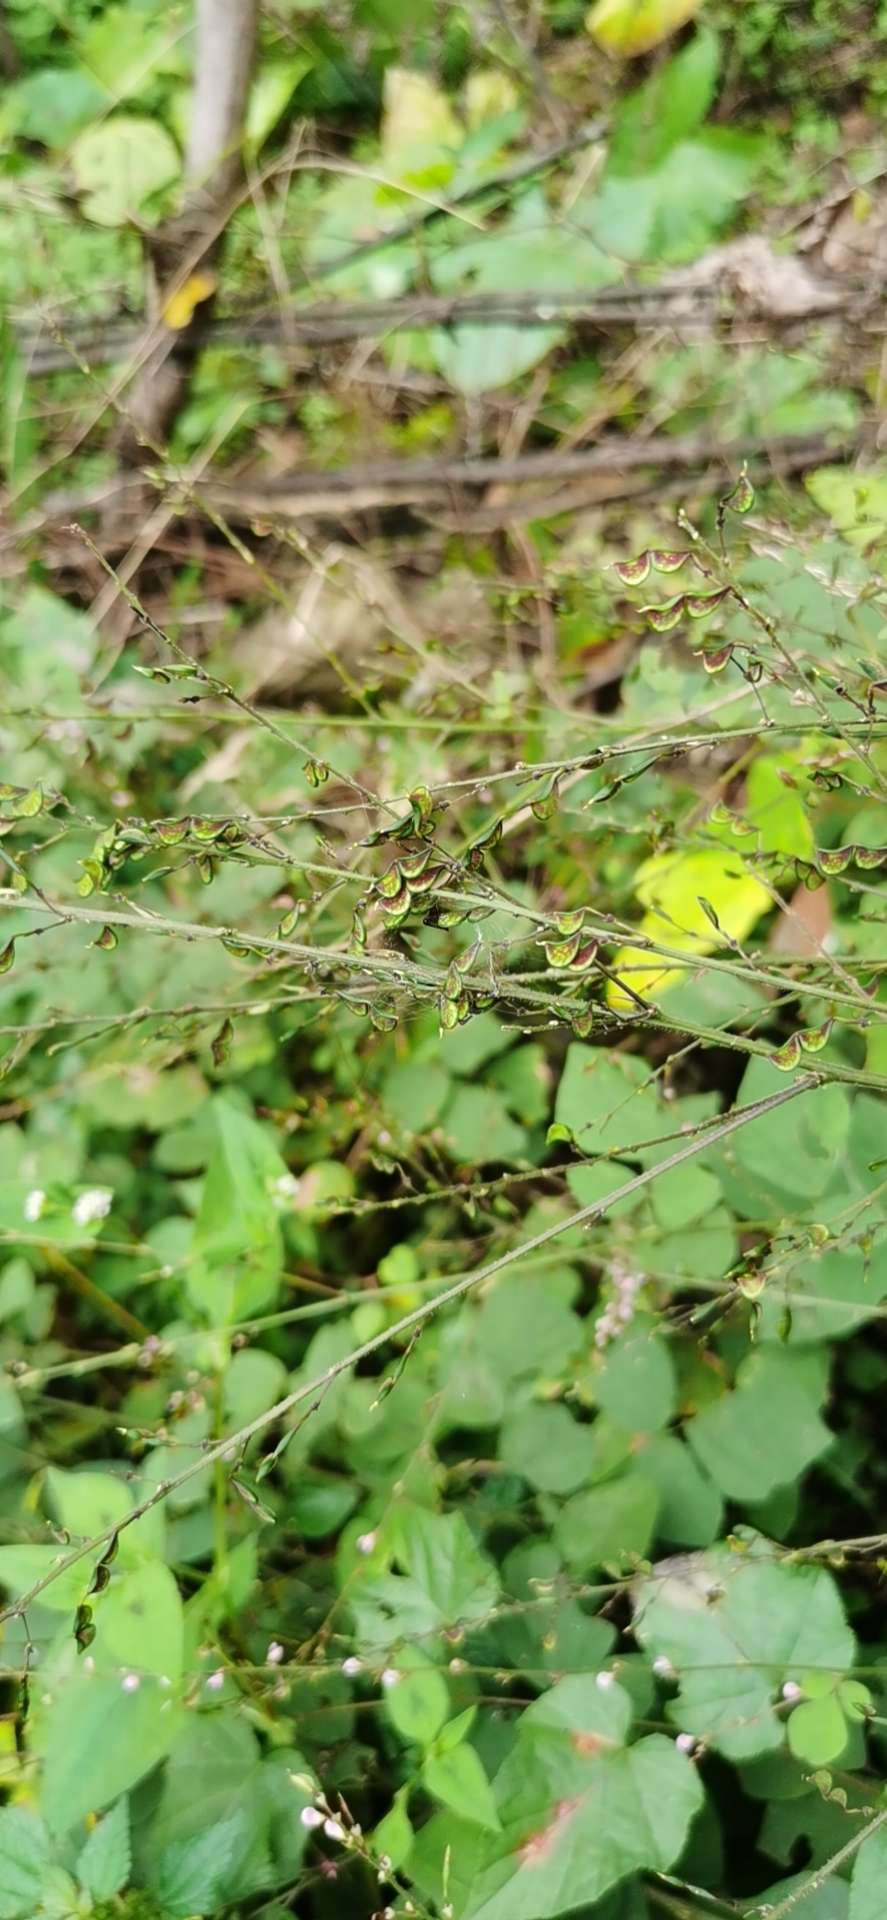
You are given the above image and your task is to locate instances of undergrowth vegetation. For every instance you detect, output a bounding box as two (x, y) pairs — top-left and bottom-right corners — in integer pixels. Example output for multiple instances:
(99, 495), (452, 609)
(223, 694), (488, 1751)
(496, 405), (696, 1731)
(1, 2), (887, 1918)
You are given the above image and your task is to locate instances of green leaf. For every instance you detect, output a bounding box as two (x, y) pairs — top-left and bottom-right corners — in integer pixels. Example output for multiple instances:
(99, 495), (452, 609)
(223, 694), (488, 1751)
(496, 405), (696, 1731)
(595, 1320), (677, 1432)
(609, 28), (719, 168)
(76, 1796), (130, 1901)
(554, 1472), (660, 1572)
(244, 58), (312, 154)
(850, 1822), (887, 1920)
(147, 1812), (246, 1919)
(686, 1351), (832, 1502)
(372, 1785), (414, 1871)
(36, 1673), (184, 1835)
(787, 1694), (849, 1765)
(423, 1742), (501, 1831)
(393, 1505), (500, 1627)
(189, 1095), (287, 1319)
(633, 1536), (855, 1760)
(71, 116), (180, 226)
(385, 1658), (450, 1745)
(439, 1083), (527, 1163)
(0, 1808), (51, 1920)
(499, 1402), (598, 1494)
(461, 1676), (703, 1920)
(93, 1560), (184, 1680)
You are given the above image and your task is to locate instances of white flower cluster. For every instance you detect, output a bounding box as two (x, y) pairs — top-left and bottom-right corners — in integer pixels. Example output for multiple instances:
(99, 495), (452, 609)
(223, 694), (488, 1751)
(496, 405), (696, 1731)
(72, 1187), (113, 1227)
(595, 1258), (644, 1349)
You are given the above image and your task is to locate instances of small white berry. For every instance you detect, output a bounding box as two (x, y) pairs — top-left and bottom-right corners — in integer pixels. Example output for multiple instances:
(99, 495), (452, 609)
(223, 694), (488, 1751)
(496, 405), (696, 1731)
(356, 1531), (378, 1556)
(381, 1668), (399, 1689)
(121, 1672), (140, 1693)
(205, 1668), (225, 1692)
(342, 1656), (362, 1677)
(595, 1670), (615, 1691)
(266, 1640), (285, 1666)
(782, 1680), (803, 1702)
(653, 1655), (676, 1678)
(675, 1732), (696, 1754)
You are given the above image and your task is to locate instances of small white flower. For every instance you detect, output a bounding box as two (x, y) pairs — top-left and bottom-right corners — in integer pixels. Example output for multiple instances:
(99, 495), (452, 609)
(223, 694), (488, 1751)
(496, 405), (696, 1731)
(301, 1806), (324, 1829)
(595, 1670), (615, 1691)
(381, 1668), (399, 1689)
(323, 1817), (345, 1842)
(782, 1680), (803, 1702)
(653, 1655), (676, 1678)
(273, 1172), (300, 1207)
(266, 1640), (285, 1666)
(205, 1668), (225, 1692)
(356, 1531), (378, 1556)
(121, 1672), (140, 1693)
(342, 1656), (362, 1677)
(72, 1187), (113, 1227)
(23, 1189), (46, 1223)
(675, 1732), (696, 1754)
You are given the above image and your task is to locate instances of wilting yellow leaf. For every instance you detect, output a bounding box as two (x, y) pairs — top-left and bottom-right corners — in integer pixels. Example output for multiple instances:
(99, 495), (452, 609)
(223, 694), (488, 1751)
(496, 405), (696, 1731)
(586, 0), (703, 56)
(607, 848), (770, 1010)
(381, 68), (462, 157)
(162, 270), (218, 331)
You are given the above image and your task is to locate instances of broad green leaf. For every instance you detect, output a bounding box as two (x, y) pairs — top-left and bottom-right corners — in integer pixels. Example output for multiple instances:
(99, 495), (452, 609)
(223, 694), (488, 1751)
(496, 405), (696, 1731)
(189, 1096), (287, 1319)
(0, 1545), (91, 1613)
(686, 1351), (832, 1502)
(758, 1244), (887, 1345)
(245, 58), (311, 154)
(76, 1796), (130, 1901)
(745, 755), (815, 861)
(719, 1057), (850, 1212)
(609, 28), (720, 169)
(594, 1320), (677, 1432)
(850, 1822), (887, 1920)
(474, 1267), (583, 1384)
(587, 0), (703, 57)
(805, 467), (887, 554)
(423, 1742), (501, 1831)
(500, 1402), (598, 1494)
(385, 1659), (450, 1745)
(461, 1676), (703, 1920)
(6, 68), (108, 146)
(382, 1058), (450, 1133)
(556, 1046), (661, 1165)
(555, 1472), (660, 1572)
(607, 848), (771, 1010)
(94, 1560), (184, 1680)
(147, 1812), (246, 1920)
(36, 1673), (184, 1834)
(439, 1082), (528, 1163)
(0, 1808), (51, 1920)
(429, 191), (618, 393)
(142, 1714), (261, 1852)
(71, 116), (180, 227)
(372, 1785), (414, 1870)
(633, 1536), (855, 1760)
(638, 1436), (723, 1548)
(787, 1693), (849, 1765)
(392, 1506), (500, 1629)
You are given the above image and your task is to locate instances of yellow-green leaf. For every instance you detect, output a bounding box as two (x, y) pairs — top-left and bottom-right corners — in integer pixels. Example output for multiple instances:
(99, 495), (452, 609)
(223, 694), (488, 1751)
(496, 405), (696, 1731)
(586, 0), (704, 57)
(607, 849), (770, 1010)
